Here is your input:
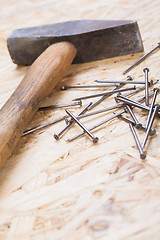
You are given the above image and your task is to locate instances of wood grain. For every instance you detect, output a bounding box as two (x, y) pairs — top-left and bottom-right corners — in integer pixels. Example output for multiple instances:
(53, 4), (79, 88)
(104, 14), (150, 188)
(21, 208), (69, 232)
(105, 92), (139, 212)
(0, 0), (160, 240)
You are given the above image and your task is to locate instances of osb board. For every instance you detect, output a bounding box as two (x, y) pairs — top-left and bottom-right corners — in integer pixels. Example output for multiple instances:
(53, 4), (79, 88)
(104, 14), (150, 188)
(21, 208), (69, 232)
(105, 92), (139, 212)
(0, 0), (160, 239)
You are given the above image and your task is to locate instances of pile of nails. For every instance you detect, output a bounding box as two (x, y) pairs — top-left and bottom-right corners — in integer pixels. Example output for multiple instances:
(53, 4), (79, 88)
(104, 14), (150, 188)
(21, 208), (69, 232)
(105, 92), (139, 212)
(23, 43), (160, 160)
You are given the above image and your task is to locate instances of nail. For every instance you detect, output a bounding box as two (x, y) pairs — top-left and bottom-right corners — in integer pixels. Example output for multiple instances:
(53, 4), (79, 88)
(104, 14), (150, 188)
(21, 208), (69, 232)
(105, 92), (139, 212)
(116, 95), (150, 112)
(146, 88), (159, 129)
(61, 84), (118, 90)
(87, 95), (110, 110)
(74, 104), (124, 120)
(65, 104), (124, 123)
(67, 110), (125, 142)
(125, 105), (142, 129)
(72, 86), (136, 101)
(142, 104), (159, 149)
(118, 114), (156, 135)
(22, 115), (68, 136)
(95, 76), (133, 82)
(95, 76), (132, 82)
(129, 123), (146, 160)
(118, 114), (138, 126)
(136, 91), (154, 103)
(95, 79), (148, 85)
(116, 91), (154, 104)
(123, 43), (160, 74)
(122, 79), (158, 98)
(65, 102), (93, 125)
(65, 109), (99, 143)
(54, 102), (92, 140)
(87, 76), (133, 110)
(143, 68), (150, 106)
(38, 100), (82, 111)
(116, 94), (160, 117)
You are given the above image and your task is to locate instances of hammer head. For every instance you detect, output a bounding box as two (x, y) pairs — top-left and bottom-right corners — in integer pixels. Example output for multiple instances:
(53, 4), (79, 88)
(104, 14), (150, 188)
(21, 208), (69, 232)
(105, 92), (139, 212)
(7, 20), (144, 65)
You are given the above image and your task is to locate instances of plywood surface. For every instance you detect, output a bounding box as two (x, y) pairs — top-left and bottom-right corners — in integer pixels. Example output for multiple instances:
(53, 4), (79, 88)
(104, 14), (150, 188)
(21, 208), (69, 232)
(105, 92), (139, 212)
(0, 0), (160, 239)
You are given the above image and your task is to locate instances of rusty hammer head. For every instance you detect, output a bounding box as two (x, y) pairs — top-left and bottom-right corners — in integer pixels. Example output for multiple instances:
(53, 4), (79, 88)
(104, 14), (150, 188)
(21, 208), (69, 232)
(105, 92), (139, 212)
(7, 20), (144, 65)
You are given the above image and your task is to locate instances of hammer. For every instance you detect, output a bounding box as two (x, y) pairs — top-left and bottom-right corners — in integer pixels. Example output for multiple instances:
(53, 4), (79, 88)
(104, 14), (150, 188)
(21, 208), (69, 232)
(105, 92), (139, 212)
(0, 20), (143, 168)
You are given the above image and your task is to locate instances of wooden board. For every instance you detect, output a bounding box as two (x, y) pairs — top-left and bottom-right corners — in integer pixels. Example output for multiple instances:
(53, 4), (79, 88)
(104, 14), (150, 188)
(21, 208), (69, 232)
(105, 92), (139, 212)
(0, 0), (160, 239)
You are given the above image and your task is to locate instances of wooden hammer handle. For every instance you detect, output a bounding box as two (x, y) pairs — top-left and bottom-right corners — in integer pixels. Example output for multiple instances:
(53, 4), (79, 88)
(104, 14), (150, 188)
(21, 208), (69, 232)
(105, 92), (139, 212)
(0, 42), (76, 168)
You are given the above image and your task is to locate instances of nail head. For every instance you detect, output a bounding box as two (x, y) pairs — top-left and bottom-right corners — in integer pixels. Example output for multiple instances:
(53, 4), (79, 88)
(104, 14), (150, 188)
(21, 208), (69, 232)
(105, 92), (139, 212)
(135, 123), (143, 129)
(61, 85), (67, 90)
(54, 134), (59, 140)
(127, 76), (133, 81)
(150, 129), (156, 136)
(140, 153), (146, 160)
(153, 87), (160, 92)
(143, 68), (149, 73)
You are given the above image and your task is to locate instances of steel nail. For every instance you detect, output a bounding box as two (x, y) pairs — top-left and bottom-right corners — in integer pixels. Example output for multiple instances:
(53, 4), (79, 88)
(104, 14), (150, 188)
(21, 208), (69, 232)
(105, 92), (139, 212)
(65, 104), (124, 124)
(143, 68), (150, 106)
(122, 79), (158, 98)
(95, 80), (147, 85)
(118, 114), (156, 135)
(65, 109), (99, 143)
(87, 76), (133, 110)
(142, 104), (159, 149)
(116, 94), (160, 118)
(116, 95), (150, 111)
(87, 94), (111, 110)
(95, 76), (133, 83)
(118, 114), (139, 126)
(123, 43), (160, 74)
(74, 104), (124, 120)
(61, 84), (118, 90)
(117, 85), (147, 100)
(54, 102), (92, 140)
(67, 109), (125, 142)
(72, 86), (136, 101)
(145, 88), (159, 129)
(129, 123), (146, 160)
(136, 91), (154, 103)
(38, 100), (82, 111)
(22, 115), (68, 136)
(125, 105), (142, 129)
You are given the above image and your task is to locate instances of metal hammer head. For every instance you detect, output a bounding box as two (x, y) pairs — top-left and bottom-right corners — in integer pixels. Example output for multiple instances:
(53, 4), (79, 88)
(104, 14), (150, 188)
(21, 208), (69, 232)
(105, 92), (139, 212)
(7, 20), (144, 65)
